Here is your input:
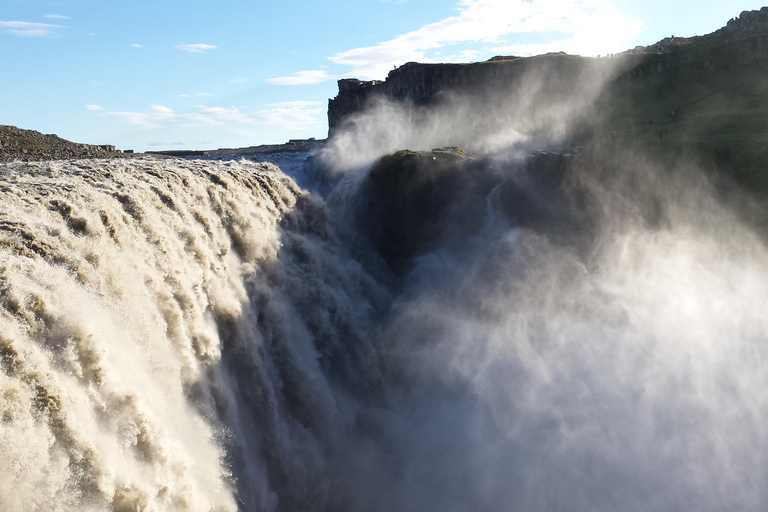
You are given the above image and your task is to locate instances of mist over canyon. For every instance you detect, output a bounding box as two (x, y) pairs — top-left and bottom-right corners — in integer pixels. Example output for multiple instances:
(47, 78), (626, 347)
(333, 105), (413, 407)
(4, 9), (768, 512)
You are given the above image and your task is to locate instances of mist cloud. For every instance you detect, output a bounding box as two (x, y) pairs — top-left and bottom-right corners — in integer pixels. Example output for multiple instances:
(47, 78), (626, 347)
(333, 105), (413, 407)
(321, 54), (619, 171)
(322, 131), (768, 511)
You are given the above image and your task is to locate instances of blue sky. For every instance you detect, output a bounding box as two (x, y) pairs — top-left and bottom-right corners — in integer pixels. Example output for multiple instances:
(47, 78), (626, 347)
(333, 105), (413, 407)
(1, 0), (765, 152)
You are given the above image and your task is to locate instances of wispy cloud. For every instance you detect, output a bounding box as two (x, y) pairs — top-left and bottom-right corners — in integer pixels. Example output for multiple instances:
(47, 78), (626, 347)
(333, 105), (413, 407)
(146, 141), (188, 147)
(337, 0), (643, 77)
(185, 106), (254, 126)
(229, 78), (248, 83)
(490, 0), (644, 57)
(107, 105), (175, 130)
(131, 43), (142, 48)
(44, 15), (69, 20)
(255, 103), (326, 129)
(85, 105), (104, 111)
(176, 43), (217, 53)
(273, 0), (643, 81)
(266, 70), (337, 86)
(100, 102), (325, 132)
(0, 20), (64, 37)
(265, 101), (323, 108)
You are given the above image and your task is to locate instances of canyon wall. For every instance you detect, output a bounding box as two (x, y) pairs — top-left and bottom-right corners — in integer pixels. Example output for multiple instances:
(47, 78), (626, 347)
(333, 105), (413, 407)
(327, 7), (768, 135)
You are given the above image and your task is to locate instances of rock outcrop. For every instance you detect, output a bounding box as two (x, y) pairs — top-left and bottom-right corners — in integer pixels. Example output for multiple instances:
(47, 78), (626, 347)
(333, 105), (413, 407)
(328, 56), (530, 133)
(0, 125), (128, 162)
(355, 147), (495, 274)
(351, 145), (609, 276)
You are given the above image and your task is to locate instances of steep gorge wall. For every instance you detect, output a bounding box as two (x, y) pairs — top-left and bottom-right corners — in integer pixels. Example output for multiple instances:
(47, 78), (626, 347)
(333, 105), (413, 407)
(328, 56), (543, 133)
(327, 53), (619, 134)
(327, 7), (768, 135)
(328, 57), (525, 131)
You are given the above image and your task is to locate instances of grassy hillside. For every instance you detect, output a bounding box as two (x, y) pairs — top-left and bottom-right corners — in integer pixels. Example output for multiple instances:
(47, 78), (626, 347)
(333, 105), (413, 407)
(581, 40), (768, 193)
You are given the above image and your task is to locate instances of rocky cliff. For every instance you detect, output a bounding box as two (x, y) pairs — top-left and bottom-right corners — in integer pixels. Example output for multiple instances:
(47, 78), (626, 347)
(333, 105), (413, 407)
(327, 7), (768, 135)
(327, 55), (560, 132)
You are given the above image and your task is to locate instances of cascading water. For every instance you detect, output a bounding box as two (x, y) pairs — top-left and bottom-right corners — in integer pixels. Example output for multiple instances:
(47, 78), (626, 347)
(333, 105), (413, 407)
(3, 141), (768, 512)
(0, 157), (384, 512)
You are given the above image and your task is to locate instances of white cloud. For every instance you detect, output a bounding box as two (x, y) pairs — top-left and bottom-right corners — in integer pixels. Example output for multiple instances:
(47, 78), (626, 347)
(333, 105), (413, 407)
(255, 103), (326, 130)
(44, 15), (69, 20)
(326, 0), (538, 77)
(442, 49), (480, 63)
(131, 43), (142, 48)
(107, 105), (175, 130)
(176, 43), (217, 53)
(0, 20), (64, 37)
(229, 78), (248, 83)
(490, 0), (644, 57)
(85, 105), (104, 111)
(276, 0), (643, 80)
(265, 101), (323, 108)
(103, 102), (325, 132)
(265, 70), (336, 86)
(184, 106), (254, 126)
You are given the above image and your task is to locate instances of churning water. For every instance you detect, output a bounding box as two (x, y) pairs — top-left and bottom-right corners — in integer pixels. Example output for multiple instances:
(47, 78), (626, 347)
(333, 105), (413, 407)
(2, 149), (768, 512)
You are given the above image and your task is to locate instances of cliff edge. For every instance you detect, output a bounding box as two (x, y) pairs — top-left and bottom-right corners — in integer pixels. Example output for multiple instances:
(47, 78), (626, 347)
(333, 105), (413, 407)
(327, 8), (768, 137)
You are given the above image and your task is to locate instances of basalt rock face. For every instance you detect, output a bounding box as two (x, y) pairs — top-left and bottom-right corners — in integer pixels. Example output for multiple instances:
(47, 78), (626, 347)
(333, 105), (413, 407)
(327, 8), (768, 136)
(352, 147), (594, 276)
(327, 54), (577, 134)
(354, 148), (496, 275)
(327, 54), (618, 134)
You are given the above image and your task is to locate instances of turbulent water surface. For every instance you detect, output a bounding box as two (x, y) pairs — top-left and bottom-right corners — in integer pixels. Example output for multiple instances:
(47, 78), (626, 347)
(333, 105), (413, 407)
(2, 149), (768, 512)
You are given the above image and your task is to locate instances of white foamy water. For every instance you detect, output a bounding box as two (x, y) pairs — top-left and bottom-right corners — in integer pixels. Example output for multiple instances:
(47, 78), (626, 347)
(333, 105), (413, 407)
(3, 151), (768, 512)
(0, 157), (382, 512)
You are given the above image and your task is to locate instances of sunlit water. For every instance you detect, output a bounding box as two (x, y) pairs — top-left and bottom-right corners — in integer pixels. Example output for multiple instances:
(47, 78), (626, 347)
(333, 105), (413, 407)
(2, 153), (768, 512)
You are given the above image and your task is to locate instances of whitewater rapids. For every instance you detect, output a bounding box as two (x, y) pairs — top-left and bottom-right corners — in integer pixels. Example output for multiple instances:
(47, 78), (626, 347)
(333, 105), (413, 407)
(2, 153), (768, 512)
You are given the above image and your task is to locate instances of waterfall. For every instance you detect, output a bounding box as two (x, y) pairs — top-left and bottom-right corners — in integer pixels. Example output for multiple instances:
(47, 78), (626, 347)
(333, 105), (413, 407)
(0, 158), (382, 512)
(3, 148), (768, 511)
